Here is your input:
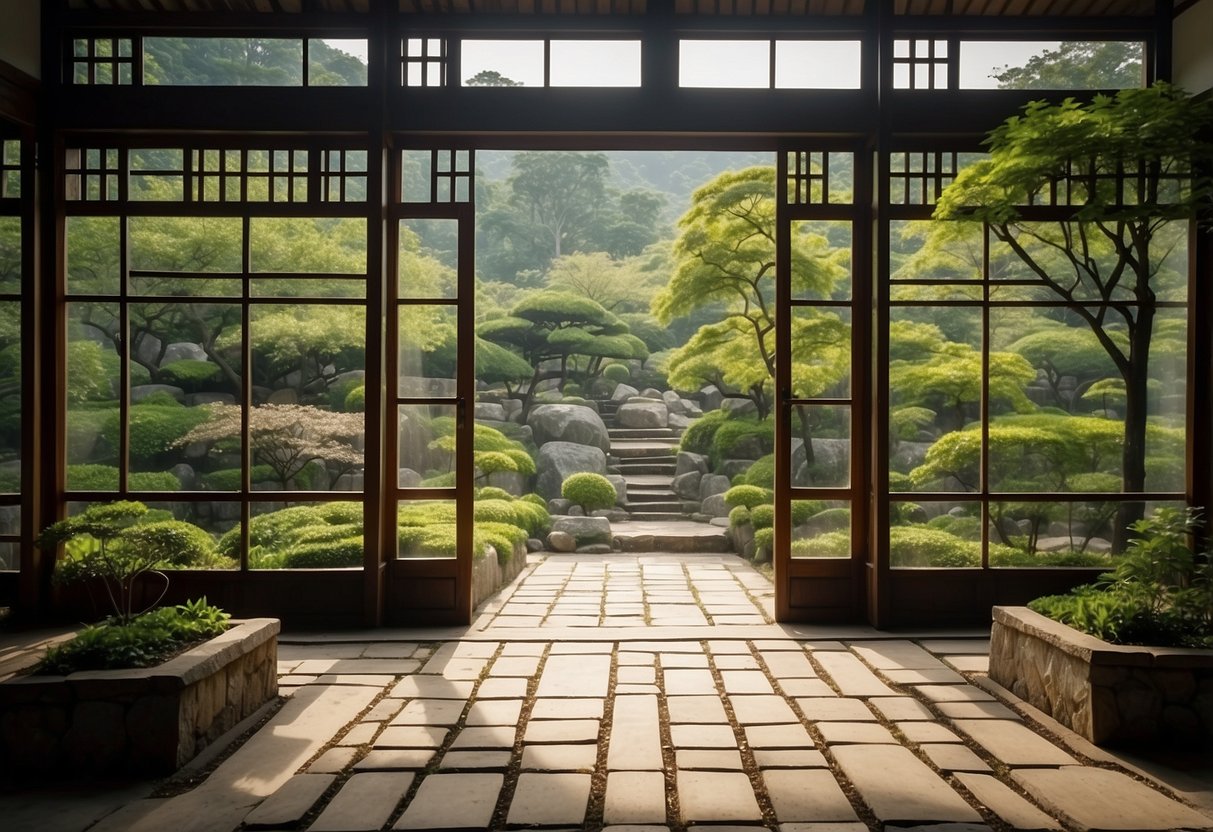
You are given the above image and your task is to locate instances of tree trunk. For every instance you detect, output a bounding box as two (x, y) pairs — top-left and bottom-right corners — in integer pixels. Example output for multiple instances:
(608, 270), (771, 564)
(1114, 303), (1154, 553)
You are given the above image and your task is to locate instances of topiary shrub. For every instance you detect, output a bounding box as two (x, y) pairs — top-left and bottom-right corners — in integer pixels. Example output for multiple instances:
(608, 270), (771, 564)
(753, 527), (774, 552)
(282, 538), (363, 568)
(561, 472), (618, 512)
(749, 504), (775, 530)
(728, 505), (751, 529)
(889, 526), (981, 568)
(476, 486), (514, 502)
(475, 521), (529, 565)
(199, 465), (276, 491)
(723, 485), (771, 509)
(602, 363), (630, 383)
(398, 523), (457, 558)
(710, 418), (774, 465)
(679, 409), (728, 455)
(791, 531), (851, 557)
(159, 359), (220, 390)
(343, 384), (366, 413)
(791, 500), (826, 526)
(519, 493), (547, 509)
(66, 464), (182, 492)
(804, 506), (850, 532)
(742, 454), (775, 489)
(105, 401), (211, 465)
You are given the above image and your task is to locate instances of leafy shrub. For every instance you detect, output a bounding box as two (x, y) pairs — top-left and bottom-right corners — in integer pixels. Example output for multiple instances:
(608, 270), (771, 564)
(728, 505), (751, 529)
(805, 507), (850, 532)
(39, 598), (230, 674)
(602, 363), (630, 383)
(723, 485), (771, 509)
(791, 500), (826, 526)
(711, 418), (773, 464)
(476, 486), (514, 502)
(562, 473), (618, 511)
(159, 359), (220, 389)
(282, 538), (363, 568)
(398, 523), (457, 557)
(1028, 507), (1212, 648)
(889, 527), (981, 568)
(791, 531), (851, 557)
(753, 527), (774, 552)
(475, 521), (529, 564)
(228, 501), (364, 568)
(103, 401), (210, 465)
(199, 465), (276, 491)
(343, 384), (366, 413)
(66, 464), (182, 492)
(679, 409), (728, 455)
(742, 454), (775, 489)
(749, 504), (774, 530)
(519, 493), (547, 509)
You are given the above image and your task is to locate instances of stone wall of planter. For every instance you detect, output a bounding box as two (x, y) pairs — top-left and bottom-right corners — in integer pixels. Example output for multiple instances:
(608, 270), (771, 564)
(473, 544), (528, 609)
(0, 618), (279, 775)
(989, 606), (1213, 747)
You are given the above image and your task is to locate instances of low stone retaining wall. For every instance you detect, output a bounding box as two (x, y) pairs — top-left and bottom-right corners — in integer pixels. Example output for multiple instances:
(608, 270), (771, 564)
(989, 605), (1212, 747)
(0, 618), (279, 774)
(473, 544), (527, 609)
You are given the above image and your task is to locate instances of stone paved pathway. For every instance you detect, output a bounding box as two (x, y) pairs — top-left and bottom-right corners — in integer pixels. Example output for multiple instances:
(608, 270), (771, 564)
(4, 555), (1211, 832)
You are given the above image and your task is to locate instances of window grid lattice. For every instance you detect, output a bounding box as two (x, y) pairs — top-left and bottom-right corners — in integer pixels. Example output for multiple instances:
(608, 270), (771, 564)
(889, 152), (958, 205)
(191, 149), (310, 204)
(321, 150), (369, 203)
(65, 148), (123, 202)
(403, 37), (448, 87)
(70, 37), (135, 85)
(1, 140), (20, 200)
(892, 38), (949, 90)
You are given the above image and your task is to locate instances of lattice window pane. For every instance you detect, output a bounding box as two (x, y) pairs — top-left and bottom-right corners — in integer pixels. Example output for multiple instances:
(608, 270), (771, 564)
(1, 140), (20, 199)
(892, 38), (949, 90)
(65, 147), (122, 201)
(403, 149), (472, 205)
(403, 37), (447, 87)
(69, 36), (135, 86)
(787, 151), (853, 206)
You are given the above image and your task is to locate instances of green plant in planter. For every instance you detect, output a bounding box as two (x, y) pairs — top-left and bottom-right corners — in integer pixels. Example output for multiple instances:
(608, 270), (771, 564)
(561, 472), (618, 513)
(1029, 507), (1213, 648)
(35, 501), (218, 624)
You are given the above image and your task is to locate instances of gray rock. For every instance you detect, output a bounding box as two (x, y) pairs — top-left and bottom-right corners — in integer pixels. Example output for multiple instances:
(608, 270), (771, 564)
(682, 400), (703, 417)
(676, 452), (709, 477)
(662, 390), (686, 414)
(169, 463), (196, 490)
(604, 474), (628, 506)
(716, 459), (752, 479)
(132, 333), (162, 368)
(668, 413), (692, 430)
(501, 399), (523, 422)
(698, 386), (723, 412)
(576, 543), (613, 554)
(527, 404), (610, 453)
(610, 383), (640, 402)
(474, 402), (507, 421)
(485, 470), (527, 495)
(640, 387), (663, 399)
(526, 538), (545, 553)
(699, 474), (731, 500)
(551, 515), (612, 545)
(721, 398), (758, 418)
(398, 468), (423, 488)
(591, 509), (629, 522)
(673, 471), (702, 500)
(618, 401), (668, 429)
(163, 342), (208, 363)
(534, 441), (607, 499)
(709, 517), (731, 528)
(700, 494), (730, 517)
(568, 505), (585, 516)
(130, 384), (185, 404)
(548, 530), (577, 552)
(268, 388), (299, 405)
(548, 497), (573, 514)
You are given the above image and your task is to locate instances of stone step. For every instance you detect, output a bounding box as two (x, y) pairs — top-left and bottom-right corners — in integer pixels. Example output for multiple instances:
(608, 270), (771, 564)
(625, 491), (680, 503)
(624, 501), (683, 513)
(622, 474), (677, 487)
(627, 512), (687, 522)
(608, 428), (679, 439)
(615, 463), (677, 475)
(610, 443), (679, 459)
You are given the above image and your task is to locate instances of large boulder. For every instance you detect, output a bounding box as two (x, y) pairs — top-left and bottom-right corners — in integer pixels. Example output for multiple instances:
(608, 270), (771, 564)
(527, 404), (610, 453)
(535, 442), (607, 499)
(610, 383), (640, 402)
(162, 342), (208, 363)
(673, 471), (702, 500)
(698, 385), (723, 412)
(662, 390), (686, 414)
(551, 515), (612, 546)
(721, 398), (758, 419)
(130, 384), (185, 404)
(717, 459), (752, 479)
(604, 474), (628, 506)
(474, 402), (508, 421)
(699, 474), (732, 500)
(617, 401), (668, 429)
(676, 451), (709, 477)
(700, 494), (730, 517)
(668, 413), (692, 431)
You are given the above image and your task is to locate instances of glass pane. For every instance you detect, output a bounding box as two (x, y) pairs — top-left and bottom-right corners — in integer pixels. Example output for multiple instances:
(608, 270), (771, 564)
(0, 216), (18, 295)
(791, 405), (849, 488)
(398, 499), (457, 558)
(550, 41), (642, 87)
(890, 500), (982, 568)
(987, 499), (1134, 565)
(959, 41), (1144, 90)
(66, 216), (121, 296)
(0, 302), (17, 493)
(66, 303), (120, 485)
(460, 40), (544, 87)
(680, 40), (769, 88)
(0, 538), (17, 571)
(140, 501), (238, 570)
(402, 149), (433, 203)
(249, 501), (364, 569)
(399, 305), (458, 397)
(888, 307), (982, 493)
(250, 218), (367, 297)
(144, 38), (304, 86)
(1147, 307), (1186, 493)
(791, 307), (851, 398)
(129, 216), (243, 297)
(400, 218), (458, 298)
(308, 39), (368, 87)
(889, 219), (982, 285)
(399, 405), (456, 489)
(128, 304), (242, 491)
(250, 305), (366, 491)
(791, 220), (850, 300)
(774, 41), (861, 89)
(791, 500), (851, 558)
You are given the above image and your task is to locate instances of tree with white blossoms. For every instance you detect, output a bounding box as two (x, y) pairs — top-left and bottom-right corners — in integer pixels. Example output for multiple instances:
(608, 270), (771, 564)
(175, 403), (364, 489)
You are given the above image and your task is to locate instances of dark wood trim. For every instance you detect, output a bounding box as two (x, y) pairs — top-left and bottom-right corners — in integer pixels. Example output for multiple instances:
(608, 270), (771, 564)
(0, 62), (39, 127)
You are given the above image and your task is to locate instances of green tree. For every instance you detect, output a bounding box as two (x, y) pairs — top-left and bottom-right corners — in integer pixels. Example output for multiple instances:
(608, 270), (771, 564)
(465, 70), (522, 87)
(934, 83), (1213, 546)
(993, 41), (1143, 91)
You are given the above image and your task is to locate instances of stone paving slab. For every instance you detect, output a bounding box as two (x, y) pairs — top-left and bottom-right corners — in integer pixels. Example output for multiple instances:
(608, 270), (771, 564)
(520, 743), (599, 771)
(763, 769), (858, 822)
(507, 772), (592, 826)
(393, 773), (503, 830)
(667, 695), (729, 723)
(604, 771), (668, 825)
(953, 773), (1062, 831)
(355, 749), (438, 770)
(1011, 767), (1213, 831)
(677, 771), (764, 823)
(676, 748), (745, 770)
(310, 772), (414, 832)
(950, 720), (1077, 767)
(608, 694), (664, 770)
(919, 743), (992, 773)
(831, 744), (982, 824)
(242, 773), (335, 828)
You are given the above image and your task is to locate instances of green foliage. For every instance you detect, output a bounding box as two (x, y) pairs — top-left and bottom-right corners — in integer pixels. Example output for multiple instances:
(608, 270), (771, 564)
(36, 501), (217, 623)
(473, 499), (550, 536)
(224, 502), (364, 569)
(39, 599), (230, 675)
(159, 359), (220, 388)
(66, 340), (109, 403)
(679, 409), (728, 455)
(791, 531), (851, 557)
(749, 504), (774, 530)
(519, 493), (547, 509)
(476, 486), (514, 502)
(711, 418), (773, 464)
(1030, 507), (1212, 647)
(199, 465), (277, 491)
(741, 454), (775, 489)
(282, 538), (363, 568)
(791, 500), (826, 526)
(602, 363), (631, 383)
(66, 464), (182, 492)
(103, 400), (210, 465)
(342, 384), (366, 413)
(753, 527), (774, 552)
(728, 505), (751, 529)
(723, 485), (771, 509)
(993, 41), (1143, 91)
(889, 527), (983, 568)
(561, 473), (618, 512)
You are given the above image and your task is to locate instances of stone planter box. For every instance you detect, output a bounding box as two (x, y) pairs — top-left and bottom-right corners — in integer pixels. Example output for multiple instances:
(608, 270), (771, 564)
(0, 618), (279, 775)
(473, 544), (527, 609)
(989, 605), (1213, 747)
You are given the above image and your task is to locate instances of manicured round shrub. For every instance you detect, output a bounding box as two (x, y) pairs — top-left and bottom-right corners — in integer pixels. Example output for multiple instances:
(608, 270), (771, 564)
(791, 500), (826, 526)
(398, 523), (457, 557)
(679, 409), (728, 455)
(728, 505), (751, 529)
(749, 504), (774, 530)
(710, 418), (773, 464)
(398, 501), (458, 527)
(888, 527), (980, 568)
(519, 493), (547, 509)
(805, 507), (849, 532)
(475, 521), (529, 564)
(200, 465), (276, 491)
(122, 519), (217, 567)
(790, 531), (851, 557)
(476, 486), (514, 502)
(723, 485), (771, 509)
(561, 472), (618, 511)
(66, 464), (182, 492)
(742, 454), (775, 489)
(753, 527), (774, 552)
(282, 538), (363, 568)
(602, 363), (630, 383)
(344, 384), (366, 412)
(159, 359), (220, 389)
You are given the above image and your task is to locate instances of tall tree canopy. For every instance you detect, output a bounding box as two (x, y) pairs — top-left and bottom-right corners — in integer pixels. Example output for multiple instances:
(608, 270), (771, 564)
(934, 82), (1213, 545)
(993, 41), (1143, 91)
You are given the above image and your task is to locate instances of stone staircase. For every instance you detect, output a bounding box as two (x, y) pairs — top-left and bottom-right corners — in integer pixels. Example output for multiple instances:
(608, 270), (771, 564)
(599, 400), (685, 522)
